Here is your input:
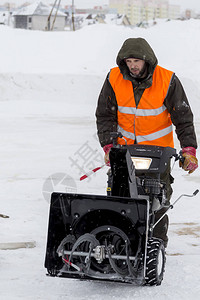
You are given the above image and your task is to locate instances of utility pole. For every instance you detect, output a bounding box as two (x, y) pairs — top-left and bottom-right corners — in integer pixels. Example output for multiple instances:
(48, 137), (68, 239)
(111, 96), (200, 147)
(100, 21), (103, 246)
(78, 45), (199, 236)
(72, 0), (75, 31)
(46, 0), (57, 31)
(7, 3), (11, 26)
(51, 0), (61, 31)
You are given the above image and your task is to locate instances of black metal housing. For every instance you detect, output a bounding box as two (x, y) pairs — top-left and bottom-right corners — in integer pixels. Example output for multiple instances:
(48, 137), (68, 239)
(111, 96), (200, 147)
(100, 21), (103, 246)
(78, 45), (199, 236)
(45, 193), (148, 275)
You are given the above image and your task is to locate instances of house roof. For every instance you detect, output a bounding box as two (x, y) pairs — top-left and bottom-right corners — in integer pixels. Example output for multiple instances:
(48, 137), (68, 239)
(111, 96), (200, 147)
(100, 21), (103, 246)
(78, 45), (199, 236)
(13, 1), (66, 17)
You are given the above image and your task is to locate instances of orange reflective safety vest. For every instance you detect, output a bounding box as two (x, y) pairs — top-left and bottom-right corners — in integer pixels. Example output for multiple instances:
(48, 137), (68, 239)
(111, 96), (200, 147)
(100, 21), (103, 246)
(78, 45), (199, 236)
(109, 65), (174, 147)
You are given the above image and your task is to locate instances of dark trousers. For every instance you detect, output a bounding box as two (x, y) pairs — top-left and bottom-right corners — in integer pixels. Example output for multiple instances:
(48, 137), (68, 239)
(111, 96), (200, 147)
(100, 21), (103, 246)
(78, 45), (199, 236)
(152, 163), (174, 247)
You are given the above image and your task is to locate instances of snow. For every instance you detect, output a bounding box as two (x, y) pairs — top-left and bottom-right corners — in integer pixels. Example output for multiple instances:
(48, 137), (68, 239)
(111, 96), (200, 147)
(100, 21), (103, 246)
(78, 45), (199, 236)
(0, 19), (200, 299)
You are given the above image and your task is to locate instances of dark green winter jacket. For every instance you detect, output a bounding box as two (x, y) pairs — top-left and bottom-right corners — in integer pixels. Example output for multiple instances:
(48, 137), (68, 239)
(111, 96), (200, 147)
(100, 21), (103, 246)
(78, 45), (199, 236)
(96, 38), (197, 149)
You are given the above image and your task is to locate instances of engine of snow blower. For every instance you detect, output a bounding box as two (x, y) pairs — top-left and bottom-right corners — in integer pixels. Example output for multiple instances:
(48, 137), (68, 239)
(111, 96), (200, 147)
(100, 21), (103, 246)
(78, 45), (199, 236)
(45, 144), (177, 285)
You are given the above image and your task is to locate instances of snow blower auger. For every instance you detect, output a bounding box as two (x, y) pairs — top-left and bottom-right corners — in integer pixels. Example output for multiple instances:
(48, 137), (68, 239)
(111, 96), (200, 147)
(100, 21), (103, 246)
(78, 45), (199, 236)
(45, 133), (199, 286)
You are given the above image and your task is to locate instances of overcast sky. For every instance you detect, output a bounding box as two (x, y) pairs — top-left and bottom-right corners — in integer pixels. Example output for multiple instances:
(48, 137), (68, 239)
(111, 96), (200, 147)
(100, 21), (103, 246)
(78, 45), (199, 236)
(0, 0), (200, 12)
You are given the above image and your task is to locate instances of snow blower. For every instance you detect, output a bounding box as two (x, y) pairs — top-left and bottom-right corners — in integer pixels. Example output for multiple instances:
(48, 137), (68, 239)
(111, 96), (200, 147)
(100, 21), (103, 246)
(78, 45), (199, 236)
(45, 133), (198, 286)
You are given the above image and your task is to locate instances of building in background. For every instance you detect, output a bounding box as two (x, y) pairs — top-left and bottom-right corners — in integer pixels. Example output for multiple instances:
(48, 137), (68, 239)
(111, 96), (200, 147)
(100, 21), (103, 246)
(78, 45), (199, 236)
(109, 0), (181, 26)
(168, 4), (180, 20)
(13, 1), (66, 31)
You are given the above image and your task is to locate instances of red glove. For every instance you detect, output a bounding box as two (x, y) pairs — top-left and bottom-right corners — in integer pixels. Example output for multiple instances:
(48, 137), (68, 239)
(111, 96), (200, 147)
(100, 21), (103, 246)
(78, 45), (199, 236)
(180, 147), (198, 174)
(103, 144), (113, 166)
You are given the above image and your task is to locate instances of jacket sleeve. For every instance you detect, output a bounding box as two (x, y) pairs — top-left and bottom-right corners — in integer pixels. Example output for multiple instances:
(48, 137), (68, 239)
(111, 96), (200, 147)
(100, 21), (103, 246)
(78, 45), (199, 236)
(96, 73), (118, 147)
(164, 75), (197, 149)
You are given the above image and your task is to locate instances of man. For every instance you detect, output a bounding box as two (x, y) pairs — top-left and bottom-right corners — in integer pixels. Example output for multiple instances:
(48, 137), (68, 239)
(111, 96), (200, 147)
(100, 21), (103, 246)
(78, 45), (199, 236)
(96, 38), (198, 247)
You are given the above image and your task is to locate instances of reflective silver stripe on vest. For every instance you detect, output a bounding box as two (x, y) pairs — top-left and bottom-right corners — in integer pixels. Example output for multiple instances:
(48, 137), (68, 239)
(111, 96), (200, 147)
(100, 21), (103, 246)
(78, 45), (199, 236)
(117, 125), (135, 140)
(136, 125), (173, 143)
(136, 104), (167, 116)
(118, 104), (167, 116)
(118, 106), (136, 114)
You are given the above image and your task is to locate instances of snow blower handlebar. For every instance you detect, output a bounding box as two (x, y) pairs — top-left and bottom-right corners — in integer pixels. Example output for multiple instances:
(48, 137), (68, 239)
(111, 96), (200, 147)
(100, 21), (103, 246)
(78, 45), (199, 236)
(79, 132), (127, 181)
(149, 150), (198, 231)
(79, 136), (185, 182)
(150, 189), (199, 231)
(80, 164), (106, 181)
(110, 132), (127, 146)
(174, 150), (185, 164)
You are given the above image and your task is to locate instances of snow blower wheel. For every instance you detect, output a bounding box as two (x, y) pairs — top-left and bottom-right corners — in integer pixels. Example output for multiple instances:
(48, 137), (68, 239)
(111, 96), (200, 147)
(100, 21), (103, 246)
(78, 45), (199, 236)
(145, 238), (166, 286)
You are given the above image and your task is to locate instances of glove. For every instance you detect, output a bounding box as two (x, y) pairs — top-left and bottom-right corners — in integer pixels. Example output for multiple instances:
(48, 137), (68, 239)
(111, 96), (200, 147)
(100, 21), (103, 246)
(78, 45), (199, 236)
(180, 147), (198, 174)
(103, 144), (113, 166)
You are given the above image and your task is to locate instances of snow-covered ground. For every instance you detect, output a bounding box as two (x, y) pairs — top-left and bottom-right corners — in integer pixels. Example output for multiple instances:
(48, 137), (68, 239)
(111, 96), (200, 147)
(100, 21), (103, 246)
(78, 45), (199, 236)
(0, 19), (200, 299)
